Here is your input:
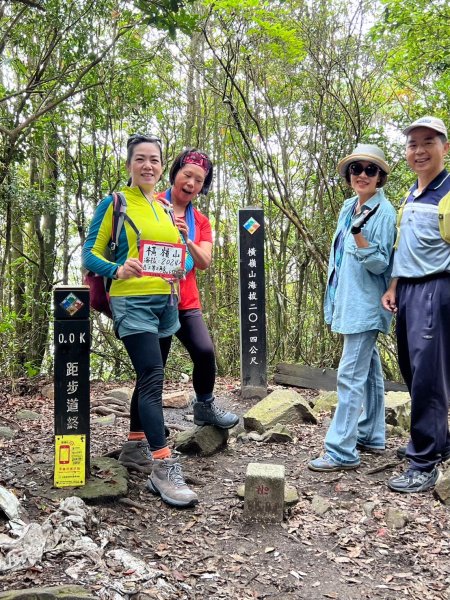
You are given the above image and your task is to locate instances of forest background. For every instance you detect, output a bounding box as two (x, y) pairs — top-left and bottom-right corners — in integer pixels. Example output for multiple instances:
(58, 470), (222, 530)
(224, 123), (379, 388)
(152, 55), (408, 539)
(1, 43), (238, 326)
(0, 0), (449, 385)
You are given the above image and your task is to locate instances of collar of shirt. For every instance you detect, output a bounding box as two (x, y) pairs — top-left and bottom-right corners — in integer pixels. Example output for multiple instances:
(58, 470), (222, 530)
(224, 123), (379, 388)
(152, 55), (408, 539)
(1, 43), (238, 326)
(357, 188), (387, 213)
(409, 169), (450, 202)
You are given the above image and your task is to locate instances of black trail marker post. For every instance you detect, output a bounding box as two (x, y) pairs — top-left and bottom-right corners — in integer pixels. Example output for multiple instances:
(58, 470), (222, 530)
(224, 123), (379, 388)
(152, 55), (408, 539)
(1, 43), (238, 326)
(53, 285), (90, 487)
(238, 207), (267, 400)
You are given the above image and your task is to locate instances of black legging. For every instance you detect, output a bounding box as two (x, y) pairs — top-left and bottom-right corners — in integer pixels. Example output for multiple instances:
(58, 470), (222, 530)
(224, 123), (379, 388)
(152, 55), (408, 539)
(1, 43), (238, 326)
(123, 332), (168, 451)
(175, 309), (216, 398)
(129, 309), (216, 432)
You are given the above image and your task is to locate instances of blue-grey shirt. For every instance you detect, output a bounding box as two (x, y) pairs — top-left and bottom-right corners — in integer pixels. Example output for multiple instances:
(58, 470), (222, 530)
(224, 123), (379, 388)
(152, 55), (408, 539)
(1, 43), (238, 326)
(392, 170), (450, 278)
(324, 189), (396, 334)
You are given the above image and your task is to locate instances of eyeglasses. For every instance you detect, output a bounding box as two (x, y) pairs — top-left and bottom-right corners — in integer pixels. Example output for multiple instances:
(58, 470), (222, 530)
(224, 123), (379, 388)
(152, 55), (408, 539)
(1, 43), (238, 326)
(127, 134), (162, 148)
(349, 162), (380, 177)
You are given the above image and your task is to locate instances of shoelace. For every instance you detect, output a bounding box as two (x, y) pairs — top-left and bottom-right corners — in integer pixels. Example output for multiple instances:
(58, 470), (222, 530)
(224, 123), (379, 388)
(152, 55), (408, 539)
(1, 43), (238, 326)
(138, 442), (152, 460)
(404, 469), (433, 482)
(166, 463), (186, 488)
(210, 402), (228, 417)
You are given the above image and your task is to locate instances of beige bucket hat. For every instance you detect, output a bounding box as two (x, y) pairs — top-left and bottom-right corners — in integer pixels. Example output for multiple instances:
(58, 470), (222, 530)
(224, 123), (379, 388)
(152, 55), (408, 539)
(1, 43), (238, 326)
(337, 143), (390, 177)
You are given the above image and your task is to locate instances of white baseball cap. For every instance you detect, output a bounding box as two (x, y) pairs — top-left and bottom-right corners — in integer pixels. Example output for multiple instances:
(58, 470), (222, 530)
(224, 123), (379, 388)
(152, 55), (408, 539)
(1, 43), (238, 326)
(402, 116), (448, 139)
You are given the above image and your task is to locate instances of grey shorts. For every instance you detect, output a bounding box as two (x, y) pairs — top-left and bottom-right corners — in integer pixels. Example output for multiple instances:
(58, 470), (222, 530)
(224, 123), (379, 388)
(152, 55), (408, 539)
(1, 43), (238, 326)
(109, 295), (180, 339)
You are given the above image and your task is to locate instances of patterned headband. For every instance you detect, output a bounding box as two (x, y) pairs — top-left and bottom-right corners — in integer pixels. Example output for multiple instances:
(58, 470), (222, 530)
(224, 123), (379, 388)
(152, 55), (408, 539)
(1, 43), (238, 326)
(182, 151), (211, 174)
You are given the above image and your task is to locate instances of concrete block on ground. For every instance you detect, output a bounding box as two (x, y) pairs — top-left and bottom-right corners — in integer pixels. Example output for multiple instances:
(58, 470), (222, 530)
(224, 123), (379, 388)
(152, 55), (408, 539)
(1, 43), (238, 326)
(243, 462), (285, 522)
(237, 483), (298, 507)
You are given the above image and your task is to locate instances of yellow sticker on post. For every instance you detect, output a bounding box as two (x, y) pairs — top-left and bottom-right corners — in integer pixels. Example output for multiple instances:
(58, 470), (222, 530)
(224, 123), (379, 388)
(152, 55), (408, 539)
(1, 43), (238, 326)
(54, 435), (86, 487)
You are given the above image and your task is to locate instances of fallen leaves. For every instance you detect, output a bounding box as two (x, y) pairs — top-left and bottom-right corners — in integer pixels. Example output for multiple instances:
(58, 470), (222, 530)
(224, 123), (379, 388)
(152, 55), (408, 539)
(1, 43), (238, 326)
(2, 379), (450, 600)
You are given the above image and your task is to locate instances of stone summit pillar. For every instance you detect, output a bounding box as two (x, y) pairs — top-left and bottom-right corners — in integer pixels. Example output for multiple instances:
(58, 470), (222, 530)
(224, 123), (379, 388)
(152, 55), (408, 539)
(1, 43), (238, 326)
(238, 207), (267, 400)
(53, 285), (90, 487)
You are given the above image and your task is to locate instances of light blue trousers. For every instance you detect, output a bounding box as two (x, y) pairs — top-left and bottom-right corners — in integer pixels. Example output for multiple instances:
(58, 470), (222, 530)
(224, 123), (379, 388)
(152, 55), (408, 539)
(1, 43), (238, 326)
(325, 330), (385, 464)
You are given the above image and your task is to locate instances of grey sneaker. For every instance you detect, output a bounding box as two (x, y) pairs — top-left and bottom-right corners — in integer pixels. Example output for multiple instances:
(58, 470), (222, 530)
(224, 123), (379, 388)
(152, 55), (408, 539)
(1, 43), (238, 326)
(118, 441), (152, 474)
(308, 453), (360, 472)
(193, 400), (239, 429)
(388, 467), (441, 493)
(146, 459), (198, 508)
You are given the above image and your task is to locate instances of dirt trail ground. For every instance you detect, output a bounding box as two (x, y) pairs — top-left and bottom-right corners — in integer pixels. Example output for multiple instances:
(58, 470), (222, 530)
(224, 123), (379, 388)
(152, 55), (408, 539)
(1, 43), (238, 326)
(1, 378), (449, 599)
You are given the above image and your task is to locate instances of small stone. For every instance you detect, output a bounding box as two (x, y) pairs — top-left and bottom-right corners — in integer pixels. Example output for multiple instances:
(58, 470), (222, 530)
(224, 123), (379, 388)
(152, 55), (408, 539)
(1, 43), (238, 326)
(0, 585), (97, 599)
(260, 424), (293, 443)
(175, 426), (229, 456)
(385, 507), (409, 529)
(106, 387), (132, 403)
(49, 457), (128, 502)
(362, 501), (376, 518)
(385, 392), (411, 431)
(243, 389), (316, 434)
(229, 424), (246, 439)
(247, 431), (264, 442)
(41, 384), (54, 401)
(312, 391), (338, 415)
(435, 469), (450, 505)
(0, 427), (15, 440)
(284, 485), (299, 506)
(92, 414), (116, 427)
(162, 391), (190, 408)
(311, 494), (331, 516)
(15, 409), (41, 421)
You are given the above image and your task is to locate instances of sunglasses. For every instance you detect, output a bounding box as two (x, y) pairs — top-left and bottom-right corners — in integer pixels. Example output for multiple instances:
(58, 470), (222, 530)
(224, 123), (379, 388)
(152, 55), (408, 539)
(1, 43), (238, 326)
(349, 162), (380, 177)
(127, 134), (162, 148)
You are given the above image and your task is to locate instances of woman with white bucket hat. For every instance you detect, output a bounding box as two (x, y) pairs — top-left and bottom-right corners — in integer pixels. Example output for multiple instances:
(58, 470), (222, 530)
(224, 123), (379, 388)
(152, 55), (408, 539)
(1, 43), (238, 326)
(309, 144), (397, 472)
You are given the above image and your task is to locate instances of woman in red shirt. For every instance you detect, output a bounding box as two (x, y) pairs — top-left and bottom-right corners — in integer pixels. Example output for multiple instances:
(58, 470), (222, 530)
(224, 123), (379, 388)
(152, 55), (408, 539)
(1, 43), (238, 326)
(162, 149), (239, 429)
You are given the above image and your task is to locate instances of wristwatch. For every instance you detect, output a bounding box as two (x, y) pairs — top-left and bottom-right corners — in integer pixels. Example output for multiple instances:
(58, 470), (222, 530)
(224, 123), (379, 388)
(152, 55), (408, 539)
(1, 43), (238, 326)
(113, 266), (120, 280)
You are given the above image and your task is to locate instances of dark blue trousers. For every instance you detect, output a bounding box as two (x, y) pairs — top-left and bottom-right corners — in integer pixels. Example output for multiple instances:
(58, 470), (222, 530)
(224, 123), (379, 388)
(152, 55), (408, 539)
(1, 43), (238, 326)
(396, 275), (450, 471)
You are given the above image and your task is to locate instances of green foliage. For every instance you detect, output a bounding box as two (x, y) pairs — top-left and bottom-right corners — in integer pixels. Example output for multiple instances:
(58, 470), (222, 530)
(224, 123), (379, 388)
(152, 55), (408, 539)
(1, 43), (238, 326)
(134, 0), (198, 37)
(2, 0), (442, 387)
(372, 0), (450, 121)
(0, 307), (37, 378)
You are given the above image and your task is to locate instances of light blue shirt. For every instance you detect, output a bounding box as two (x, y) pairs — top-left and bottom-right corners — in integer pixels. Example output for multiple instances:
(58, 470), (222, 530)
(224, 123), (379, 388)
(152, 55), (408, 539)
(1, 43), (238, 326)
(324, 189), (396, 334)
(392, 170), (450, 278)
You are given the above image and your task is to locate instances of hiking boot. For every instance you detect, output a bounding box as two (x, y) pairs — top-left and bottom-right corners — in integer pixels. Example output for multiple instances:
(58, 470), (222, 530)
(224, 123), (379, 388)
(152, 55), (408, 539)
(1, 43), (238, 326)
(118, 441), (152, 474)
(193, 400), (239, 429)
(308, 453), (360, 472)
(396, 446), (450, 462)
(146, 459), (198, 508)
(388, 467), (441, 493)
(356, 442), (385, 455)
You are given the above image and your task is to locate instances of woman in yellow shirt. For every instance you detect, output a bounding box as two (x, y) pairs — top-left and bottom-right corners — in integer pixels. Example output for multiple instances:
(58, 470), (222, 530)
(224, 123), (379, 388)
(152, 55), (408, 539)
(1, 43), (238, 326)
(82, 134), (197, 508)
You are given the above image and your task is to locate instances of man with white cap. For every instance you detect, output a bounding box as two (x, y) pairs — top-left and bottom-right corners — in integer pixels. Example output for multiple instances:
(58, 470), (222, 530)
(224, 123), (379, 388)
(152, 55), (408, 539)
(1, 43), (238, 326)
(382, 116), (450, 493)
